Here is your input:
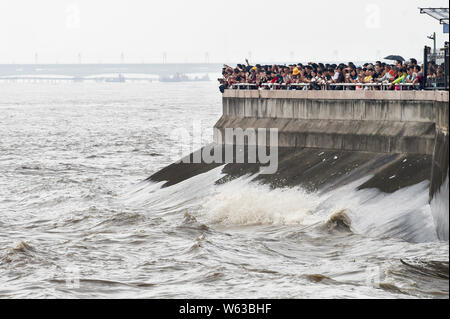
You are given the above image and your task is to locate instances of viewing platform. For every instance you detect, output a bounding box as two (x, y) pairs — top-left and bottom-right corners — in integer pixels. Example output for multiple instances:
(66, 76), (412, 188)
(215, 89), (449, 199)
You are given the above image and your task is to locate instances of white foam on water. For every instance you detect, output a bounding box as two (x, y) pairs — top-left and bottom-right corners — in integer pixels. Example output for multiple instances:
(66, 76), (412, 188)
(125, 165), (226, 214)
(203, 177), (323, 226)
(430, 173), (449, 241)
(201, 174), (439, 242)
(316, 178), (438, 243)
(127, 164), (443, 243)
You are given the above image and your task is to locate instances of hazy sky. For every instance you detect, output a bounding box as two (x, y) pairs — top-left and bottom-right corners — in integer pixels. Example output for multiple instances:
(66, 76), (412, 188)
(0, 0), (448, 64)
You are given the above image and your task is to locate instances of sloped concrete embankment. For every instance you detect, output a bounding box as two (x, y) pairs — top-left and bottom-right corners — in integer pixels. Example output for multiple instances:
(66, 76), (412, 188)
(147, 90), (448, 238)
(214, 90), (448, 198)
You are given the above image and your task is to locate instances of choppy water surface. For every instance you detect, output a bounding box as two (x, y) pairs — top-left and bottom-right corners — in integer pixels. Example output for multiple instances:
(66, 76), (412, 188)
(0, 82), (448, 298)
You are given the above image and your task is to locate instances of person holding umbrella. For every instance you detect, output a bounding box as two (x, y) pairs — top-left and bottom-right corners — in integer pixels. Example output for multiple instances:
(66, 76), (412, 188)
(384, 55), (405, 63)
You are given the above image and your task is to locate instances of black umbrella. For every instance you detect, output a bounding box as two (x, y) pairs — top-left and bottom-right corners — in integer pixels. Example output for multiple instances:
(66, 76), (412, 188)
(384, 55), (405, 62)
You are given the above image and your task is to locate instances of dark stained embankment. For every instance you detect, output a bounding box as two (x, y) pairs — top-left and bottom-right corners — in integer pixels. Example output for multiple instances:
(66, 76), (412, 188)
(147, 145), (432, 194)
(148, 91), (446, 193)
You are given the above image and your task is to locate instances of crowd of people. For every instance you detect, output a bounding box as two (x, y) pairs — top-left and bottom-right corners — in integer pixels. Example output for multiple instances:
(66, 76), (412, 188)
(218, 58), (446, 92)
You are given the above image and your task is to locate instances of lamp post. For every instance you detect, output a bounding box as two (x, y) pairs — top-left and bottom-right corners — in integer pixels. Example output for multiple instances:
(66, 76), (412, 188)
(427, 32), (437, 58)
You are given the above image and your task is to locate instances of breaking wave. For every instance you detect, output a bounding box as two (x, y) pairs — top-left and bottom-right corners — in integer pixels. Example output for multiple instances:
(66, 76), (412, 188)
(204, 177), (321, 226)
(132, 166), (446, 243)
(430, 173), (449, 241)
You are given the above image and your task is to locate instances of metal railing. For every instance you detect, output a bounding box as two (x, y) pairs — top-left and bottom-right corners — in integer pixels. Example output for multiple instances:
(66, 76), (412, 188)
(231, 82), (420, 90)
(428, 51), (447, 65)
(424, 44), (449, 90)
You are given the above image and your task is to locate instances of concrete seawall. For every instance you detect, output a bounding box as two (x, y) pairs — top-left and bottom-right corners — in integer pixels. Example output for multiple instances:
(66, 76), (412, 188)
(146, 89), (448, 240)
(214, 90), (449, 200)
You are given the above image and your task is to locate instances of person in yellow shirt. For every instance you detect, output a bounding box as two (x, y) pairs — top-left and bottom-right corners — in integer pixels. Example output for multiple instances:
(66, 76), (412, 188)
(363, 68), (373, 83)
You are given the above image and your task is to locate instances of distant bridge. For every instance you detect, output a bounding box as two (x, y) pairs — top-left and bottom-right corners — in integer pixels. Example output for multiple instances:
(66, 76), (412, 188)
(0, 63), (222, 78)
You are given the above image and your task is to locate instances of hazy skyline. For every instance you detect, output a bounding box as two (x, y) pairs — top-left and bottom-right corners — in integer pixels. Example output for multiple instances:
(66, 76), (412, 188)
(1, 0), (448, 64)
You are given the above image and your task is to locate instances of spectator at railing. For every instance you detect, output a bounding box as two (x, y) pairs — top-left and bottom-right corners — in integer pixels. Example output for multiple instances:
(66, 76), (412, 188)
(413, 65), (425, 89)
(406, 66), (417, 83)
(219, 57), (445, 91)
(377, 65), (393, 82)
